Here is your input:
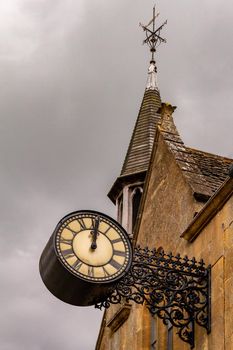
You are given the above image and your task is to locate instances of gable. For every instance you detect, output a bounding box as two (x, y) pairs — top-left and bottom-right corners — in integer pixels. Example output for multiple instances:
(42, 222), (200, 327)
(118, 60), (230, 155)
(133, 103), (233, 249)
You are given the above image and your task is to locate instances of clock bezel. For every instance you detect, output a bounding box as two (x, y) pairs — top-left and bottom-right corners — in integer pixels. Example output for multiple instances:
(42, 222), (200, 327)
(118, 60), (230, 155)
(53, 210), (133, 284)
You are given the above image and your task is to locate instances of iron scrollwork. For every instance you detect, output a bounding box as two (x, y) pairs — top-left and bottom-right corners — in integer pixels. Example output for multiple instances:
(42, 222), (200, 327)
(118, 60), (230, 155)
(95, 246), (211, 349)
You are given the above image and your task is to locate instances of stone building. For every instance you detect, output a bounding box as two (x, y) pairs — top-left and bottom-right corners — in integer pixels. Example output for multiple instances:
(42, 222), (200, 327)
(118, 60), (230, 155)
(95, 31), (233, 350)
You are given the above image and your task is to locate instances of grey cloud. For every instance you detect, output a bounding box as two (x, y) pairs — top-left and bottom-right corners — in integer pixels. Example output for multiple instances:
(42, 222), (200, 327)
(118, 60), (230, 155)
(1, 0), (233, 349)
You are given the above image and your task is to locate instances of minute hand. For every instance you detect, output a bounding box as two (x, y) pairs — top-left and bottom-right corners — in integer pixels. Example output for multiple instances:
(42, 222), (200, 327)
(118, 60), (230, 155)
(91, 216), (100, 250)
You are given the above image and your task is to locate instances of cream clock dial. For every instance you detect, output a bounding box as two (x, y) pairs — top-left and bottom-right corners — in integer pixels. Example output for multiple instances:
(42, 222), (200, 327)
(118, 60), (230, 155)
(55, 210), (132, 283)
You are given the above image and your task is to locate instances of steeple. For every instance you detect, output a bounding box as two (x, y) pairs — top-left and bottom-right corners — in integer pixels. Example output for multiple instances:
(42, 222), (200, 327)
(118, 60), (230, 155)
(120, 76), (161, 178)
(108, 7), (167, 236)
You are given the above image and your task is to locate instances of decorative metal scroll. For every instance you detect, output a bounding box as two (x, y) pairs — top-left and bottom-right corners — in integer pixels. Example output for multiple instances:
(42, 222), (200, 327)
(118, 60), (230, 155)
(95, 246), (211, 349)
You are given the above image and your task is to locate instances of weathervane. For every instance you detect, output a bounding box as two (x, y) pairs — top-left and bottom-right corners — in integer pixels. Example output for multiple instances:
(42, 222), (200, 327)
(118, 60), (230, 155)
(140, 5), (167, 64)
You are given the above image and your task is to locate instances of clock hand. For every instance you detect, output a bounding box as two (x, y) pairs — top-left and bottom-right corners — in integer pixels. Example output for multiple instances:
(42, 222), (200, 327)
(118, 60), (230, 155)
(90, 216), (100, 250)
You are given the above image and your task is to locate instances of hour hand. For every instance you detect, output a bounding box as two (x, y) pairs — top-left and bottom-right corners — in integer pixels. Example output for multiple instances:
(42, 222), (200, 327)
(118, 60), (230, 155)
(90, 216), (100, 250)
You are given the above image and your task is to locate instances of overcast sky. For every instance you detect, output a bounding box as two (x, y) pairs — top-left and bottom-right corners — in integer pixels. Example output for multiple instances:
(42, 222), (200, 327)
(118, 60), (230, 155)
(0, 1), (232, 349)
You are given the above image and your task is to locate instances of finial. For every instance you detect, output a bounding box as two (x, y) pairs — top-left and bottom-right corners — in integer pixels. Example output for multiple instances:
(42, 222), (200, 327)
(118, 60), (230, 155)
(146, 62), (158, 90)
(140, 5), (167, 64)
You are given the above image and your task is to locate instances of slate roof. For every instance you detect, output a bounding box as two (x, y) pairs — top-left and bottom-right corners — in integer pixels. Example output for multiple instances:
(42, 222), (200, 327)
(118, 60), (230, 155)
(186, 148), (233, 195)
(121, 88), (161, 176)
(159, 105), (233, 201)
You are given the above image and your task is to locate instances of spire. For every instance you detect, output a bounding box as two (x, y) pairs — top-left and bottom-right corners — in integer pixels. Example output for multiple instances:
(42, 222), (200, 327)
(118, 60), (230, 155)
(108, 6), (166, 205)
(119, 6), (167, 178)
(120, 88), (161, 177)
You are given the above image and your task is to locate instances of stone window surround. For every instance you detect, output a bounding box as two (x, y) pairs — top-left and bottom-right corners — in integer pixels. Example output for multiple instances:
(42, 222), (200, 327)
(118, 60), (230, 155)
(116, 182), (144, 236)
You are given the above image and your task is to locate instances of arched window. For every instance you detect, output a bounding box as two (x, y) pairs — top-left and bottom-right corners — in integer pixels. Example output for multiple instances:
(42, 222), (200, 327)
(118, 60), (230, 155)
(131, 187), (142, 230)
(117, 194), (123, 224)
(116, 185), (143, 235)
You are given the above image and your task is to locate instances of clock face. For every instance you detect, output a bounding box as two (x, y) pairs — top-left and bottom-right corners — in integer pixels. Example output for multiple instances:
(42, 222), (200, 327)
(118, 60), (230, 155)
(54, 210), (132, 283)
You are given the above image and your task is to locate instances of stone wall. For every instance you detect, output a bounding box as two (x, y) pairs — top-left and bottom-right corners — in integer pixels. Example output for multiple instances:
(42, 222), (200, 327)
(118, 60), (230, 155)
(96, 105), (233, 349)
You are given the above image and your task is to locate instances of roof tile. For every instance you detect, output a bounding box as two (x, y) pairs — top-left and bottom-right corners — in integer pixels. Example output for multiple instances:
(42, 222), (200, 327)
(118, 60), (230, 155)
(121, 89), (161, 176)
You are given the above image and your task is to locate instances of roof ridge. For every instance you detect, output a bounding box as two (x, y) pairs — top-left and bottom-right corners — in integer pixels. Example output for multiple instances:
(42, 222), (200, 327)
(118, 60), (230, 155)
(155, 104), (214, 200)
(186, 147), (233, 162)
(159, 130), (213, 199)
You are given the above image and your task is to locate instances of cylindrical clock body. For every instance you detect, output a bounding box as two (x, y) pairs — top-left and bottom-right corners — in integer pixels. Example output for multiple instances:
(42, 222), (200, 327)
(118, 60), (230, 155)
(39, 210), (132, 306)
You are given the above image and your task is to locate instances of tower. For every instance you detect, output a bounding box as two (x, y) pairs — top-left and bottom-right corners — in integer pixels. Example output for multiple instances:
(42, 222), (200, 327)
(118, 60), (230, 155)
(108, 7), (167, 236)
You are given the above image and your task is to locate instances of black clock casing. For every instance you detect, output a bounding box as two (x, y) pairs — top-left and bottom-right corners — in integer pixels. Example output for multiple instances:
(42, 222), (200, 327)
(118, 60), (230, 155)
(39, 210), (132, 306)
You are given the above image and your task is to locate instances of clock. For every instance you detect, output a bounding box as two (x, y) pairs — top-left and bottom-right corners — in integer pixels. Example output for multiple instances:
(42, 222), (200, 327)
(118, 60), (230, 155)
(55, 210), (131, 282)
(39, 210), (132, 306)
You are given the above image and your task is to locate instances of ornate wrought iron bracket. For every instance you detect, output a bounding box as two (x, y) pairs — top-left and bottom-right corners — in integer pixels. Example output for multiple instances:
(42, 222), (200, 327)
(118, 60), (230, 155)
(95, 246), (211, 348)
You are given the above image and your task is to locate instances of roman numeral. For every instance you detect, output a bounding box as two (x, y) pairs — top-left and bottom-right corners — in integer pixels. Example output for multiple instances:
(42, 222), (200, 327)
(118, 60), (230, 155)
(88, 266), (95, 277)
(112, 238), (122, 244)
(60, 237), (72, 245)
(109, 259), (121, 270)
(113, 250), (125, 257)
(66, 227), (77, 236)
(103, 225), (111, 235)
(72, 259), (82, 271)
(102, 267), (110, 277)
(62, 248), (74, 259)
(78, 218), (86, 230)
(91, 217), (96, 230)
